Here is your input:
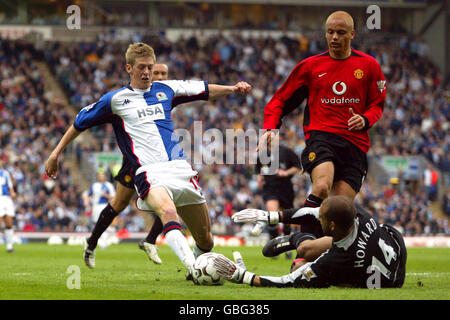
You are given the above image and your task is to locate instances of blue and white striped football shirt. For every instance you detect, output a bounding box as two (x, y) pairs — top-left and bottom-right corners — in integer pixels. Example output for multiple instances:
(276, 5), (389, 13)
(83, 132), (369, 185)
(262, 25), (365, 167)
(0, 169), (13, 196)
(74, 80), (209, 171)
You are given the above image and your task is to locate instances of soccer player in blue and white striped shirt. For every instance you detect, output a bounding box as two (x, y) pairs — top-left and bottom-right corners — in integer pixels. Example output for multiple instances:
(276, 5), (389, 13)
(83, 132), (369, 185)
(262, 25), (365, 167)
(0, 158), (17, 253)
(45, 42), (252, 277)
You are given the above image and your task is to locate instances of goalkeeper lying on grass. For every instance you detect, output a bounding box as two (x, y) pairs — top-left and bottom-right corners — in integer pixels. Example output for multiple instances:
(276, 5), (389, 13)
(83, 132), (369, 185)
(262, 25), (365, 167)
(214, 196), (407, 288)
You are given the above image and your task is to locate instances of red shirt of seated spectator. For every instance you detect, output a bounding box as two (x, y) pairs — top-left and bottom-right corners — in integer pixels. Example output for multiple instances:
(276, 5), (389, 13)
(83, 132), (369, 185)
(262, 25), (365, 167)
(22, 221), (35, 232)
(224, 202), (233, 217)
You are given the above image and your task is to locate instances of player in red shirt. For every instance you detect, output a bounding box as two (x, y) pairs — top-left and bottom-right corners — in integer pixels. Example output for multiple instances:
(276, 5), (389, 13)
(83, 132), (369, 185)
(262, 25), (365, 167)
(257, 11), (386, 265)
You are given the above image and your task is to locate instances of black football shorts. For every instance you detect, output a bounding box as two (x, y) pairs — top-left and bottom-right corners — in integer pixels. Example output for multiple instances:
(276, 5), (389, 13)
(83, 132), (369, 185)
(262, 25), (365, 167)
(262, 184), (295, 210)
(114, 157), (136, 189)
(301, 131), (368, 193)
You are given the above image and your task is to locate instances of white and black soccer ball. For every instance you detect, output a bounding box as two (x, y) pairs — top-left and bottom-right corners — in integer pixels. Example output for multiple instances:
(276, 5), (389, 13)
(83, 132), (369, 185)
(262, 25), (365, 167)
(191, 252), (225, 286)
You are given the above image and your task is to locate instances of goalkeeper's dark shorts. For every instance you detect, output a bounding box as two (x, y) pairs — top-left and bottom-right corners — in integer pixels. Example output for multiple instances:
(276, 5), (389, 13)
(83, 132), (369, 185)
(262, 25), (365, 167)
(114, 157), (136, 189)
(301, 131), (367, 193)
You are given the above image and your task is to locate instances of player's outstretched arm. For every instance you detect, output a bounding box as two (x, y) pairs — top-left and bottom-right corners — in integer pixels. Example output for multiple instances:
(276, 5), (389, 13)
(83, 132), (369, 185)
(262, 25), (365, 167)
(212, 252), (311, 288)
(208, 81), (252, 100)
(45, 124), (82, 179)
(232, 207), (321, 234)
(232, 209), (280, 235)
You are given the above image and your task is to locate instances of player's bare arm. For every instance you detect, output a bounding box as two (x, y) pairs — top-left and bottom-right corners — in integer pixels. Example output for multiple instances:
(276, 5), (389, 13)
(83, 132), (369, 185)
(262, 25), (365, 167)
(45, 124), (82, 179)
(277, 166), (301, 177)
(8, 174), (17, 199)
(9, 188), (16, 199)
(208, 81), (252, 100)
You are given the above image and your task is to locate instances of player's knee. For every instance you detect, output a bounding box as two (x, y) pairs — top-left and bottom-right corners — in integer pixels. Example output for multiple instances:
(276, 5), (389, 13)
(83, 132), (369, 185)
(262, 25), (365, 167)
(110, 197), (129, 212)
(111, 202), (128, 213)
(312, 181), (331, 199)
(159, 205), (178, 221)
(4, 217), (13, 228)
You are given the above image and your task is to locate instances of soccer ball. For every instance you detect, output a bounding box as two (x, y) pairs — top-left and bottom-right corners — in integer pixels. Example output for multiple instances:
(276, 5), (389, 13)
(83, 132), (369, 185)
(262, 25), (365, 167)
(191, 252), (225, 286)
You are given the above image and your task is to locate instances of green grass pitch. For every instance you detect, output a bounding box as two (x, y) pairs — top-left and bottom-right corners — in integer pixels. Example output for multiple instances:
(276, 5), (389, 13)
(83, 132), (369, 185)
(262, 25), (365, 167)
(0, 243), (449, 300)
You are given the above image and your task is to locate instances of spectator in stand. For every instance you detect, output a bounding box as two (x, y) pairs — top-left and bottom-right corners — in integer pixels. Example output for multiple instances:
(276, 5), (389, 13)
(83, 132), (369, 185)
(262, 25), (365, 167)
(44, 32), (448, 235)
(0, 40), (86, 234)
(423, 163), (439, 201)
(1, 28), (448, 236)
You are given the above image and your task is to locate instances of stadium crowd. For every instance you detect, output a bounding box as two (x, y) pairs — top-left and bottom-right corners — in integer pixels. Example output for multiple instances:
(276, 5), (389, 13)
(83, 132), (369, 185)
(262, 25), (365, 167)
(0, 29), (448, 237)
(0, 40), (86, 232)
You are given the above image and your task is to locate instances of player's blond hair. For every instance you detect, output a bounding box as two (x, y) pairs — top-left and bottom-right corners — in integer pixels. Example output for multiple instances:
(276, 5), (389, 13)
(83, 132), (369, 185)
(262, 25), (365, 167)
(125, 42), (156, 66)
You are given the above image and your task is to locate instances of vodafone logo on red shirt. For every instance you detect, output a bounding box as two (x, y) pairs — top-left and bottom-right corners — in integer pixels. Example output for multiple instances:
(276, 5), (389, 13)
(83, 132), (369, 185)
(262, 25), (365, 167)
(321, 81), (361, 104)
(332, 81), (347, 95)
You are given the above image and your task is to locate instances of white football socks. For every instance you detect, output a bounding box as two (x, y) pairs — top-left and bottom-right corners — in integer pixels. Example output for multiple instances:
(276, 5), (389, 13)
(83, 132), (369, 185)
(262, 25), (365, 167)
(165, 229), (196, 272)
(5, 228), (14, 250)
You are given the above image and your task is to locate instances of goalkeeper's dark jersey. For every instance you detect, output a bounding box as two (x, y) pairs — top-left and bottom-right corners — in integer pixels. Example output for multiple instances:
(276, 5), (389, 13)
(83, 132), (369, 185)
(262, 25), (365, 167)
(259, 205), (407, 288)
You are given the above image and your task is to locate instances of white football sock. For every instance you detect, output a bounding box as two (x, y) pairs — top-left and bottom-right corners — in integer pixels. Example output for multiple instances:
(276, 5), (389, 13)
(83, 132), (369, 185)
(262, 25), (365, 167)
(5, 228), (14, 250)
(165, 229), (195, 272)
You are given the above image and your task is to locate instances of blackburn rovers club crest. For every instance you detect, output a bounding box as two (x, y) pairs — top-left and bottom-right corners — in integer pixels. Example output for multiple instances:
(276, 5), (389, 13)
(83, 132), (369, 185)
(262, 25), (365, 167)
(354, 69), (364, 79)
(309, 152), (316, 162)
(156, 92), (168, 101)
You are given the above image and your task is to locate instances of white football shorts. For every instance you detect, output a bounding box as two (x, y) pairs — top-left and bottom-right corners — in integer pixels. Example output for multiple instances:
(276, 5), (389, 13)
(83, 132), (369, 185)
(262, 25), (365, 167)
(91, 203), (108, 222)
(134, 160), (206, 212)
(0, 195), (15, 217)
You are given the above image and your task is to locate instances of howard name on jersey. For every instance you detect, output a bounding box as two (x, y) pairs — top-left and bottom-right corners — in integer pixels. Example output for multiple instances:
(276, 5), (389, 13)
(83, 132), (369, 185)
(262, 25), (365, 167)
(74, 80), (209, 171)
(259, 205), (404, 288)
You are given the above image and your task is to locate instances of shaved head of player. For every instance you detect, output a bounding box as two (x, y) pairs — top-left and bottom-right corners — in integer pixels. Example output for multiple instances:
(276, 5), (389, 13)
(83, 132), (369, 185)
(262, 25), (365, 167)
(318, 195), (356, 241)
(325, 11), (355, 59)
(152, 63), (169, 81)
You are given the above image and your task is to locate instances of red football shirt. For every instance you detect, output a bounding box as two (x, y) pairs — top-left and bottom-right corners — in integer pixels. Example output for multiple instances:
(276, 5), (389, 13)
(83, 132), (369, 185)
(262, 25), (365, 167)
(263, 49), (386, 153)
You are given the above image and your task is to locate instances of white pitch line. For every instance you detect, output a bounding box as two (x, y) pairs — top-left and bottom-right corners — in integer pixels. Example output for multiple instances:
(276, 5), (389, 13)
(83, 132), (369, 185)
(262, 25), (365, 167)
(406, 272), (450, 277)
(11, 273), (32, 276)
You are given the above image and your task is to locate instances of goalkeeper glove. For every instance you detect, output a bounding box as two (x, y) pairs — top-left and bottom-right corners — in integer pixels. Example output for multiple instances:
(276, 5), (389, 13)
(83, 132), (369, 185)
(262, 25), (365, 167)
(231, 209), (280, 236)
(213, 254), (255, 285)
